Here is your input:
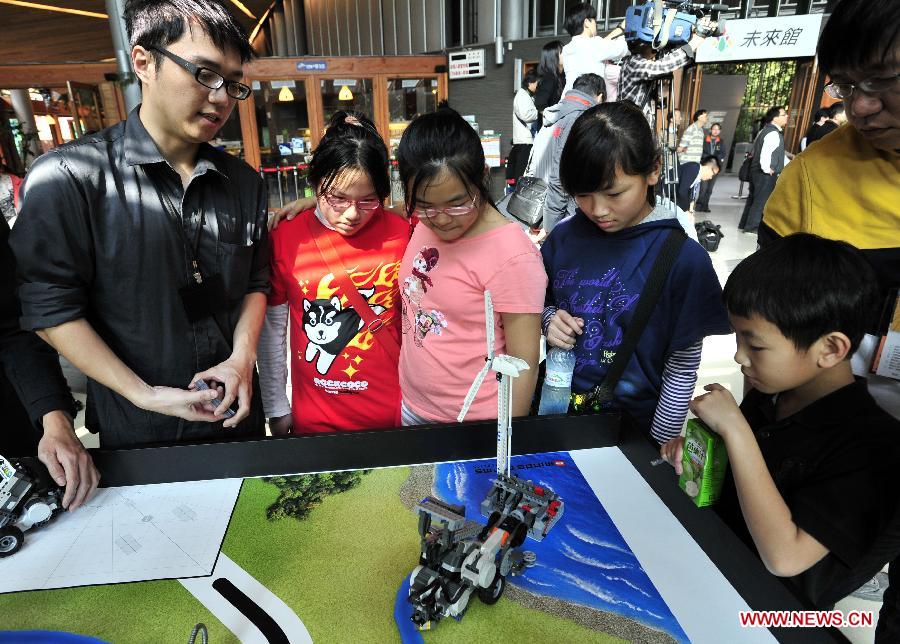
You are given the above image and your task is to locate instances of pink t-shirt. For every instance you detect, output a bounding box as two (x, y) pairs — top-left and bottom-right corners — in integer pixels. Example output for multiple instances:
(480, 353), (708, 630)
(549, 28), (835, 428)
(399, 222), (547, 423)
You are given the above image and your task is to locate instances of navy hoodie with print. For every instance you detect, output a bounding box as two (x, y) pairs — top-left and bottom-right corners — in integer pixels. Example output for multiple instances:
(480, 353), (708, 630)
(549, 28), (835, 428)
(541, 206), (731, 432)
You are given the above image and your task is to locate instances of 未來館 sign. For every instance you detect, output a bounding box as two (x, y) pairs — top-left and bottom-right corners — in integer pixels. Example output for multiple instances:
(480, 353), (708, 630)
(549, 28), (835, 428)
(449, 49), (485, 80)
(696, 14), (823, 63)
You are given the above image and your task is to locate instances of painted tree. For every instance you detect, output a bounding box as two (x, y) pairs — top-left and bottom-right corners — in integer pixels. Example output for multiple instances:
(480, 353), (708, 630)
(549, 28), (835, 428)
(263, 470), (369, 521)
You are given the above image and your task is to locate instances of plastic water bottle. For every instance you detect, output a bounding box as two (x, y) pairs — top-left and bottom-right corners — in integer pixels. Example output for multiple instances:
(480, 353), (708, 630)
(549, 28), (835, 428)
(538, 347), (576, 415)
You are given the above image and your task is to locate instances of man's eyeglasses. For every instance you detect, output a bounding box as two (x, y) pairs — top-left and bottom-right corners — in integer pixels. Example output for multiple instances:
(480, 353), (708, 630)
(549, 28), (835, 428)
(323, 194), (382, 212)
(824, 73), (900, 100)
(413, 198), (478, 219)
(151, 47), (251, 100)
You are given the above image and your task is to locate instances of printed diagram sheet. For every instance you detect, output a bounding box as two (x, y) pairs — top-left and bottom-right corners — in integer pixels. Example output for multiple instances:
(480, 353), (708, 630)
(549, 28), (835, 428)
(0, 479), (242, 593)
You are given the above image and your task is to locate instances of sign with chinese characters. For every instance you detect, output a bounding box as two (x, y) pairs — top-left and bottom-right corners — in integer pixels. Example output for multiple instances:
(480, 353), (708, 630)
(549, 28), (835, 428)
(696, 14), (823, 63)
(449, 49), (485, 79)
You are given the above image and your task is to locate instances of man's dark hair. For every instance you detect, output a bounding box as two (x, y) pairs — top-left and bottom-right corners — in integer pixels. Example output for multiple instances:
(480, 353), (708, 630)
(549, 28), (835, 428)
(700, 154), (720, 170)
(764, 105), (784, 124)
(572, 73), (606, 99)
(565, 2), (597, 37)
(692, 109), (708, 123)
(723, 233), (879, 354)
(308, 111), (391, 202)
(124, 0), (254, 68)
(397, 107), (493, 219)
(818, 0), (900, 75)
(521, 68), (539, 90)
(827, 101), (845, 119)
(560, 102), (660, 207)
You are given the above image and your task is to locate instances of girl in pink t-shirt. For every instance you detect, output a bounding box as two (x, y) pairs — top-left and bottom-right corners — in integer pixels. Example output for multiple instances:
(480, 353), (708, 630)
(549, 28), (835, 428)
(396, 109), (548, 424)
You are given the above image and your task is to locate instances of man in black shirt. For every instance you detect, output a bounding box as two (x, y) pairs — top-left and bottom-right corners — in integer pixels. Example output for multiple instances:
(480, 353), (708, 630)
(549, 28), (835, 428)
(1, 218), (98, 509)
(10, 0), (269, 448)
(806, 102), (846, 146)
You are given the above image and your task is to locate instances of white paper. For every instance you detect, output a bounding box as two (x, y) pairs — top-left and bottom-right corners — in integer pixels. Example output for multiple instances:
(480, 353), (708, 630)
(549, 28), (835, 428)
(0, 479), (242, 593)
(571, 448), (776, 644)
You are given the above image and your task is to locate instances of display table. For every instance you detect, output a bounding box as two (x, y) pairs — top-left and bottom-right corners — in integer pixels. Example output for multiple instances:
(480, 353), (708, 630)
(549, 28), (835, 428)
(0, 415), (846, 643)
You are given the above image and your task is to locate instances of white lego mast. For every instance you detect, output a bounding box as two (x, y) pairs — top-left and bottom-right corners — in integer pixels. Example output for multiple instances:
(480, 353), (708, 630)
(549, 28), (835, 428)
(457, 291), (530, 477)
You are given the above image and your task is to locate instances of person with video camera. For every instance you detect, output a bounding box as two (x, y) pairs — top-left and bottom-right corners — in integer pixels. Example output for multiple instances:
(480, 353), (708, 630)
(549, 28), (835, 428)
(618, 16), (715, 129)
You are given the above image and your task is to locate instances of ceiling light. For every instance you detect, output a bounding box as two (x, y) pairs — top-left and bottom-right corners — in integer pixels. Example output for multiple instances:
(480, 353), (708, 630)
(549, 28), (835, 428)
(0, 1), (107, 19)
(338, 85), (354, 101)
(278, 86), (294, 102)
(228, 0), (255, 19)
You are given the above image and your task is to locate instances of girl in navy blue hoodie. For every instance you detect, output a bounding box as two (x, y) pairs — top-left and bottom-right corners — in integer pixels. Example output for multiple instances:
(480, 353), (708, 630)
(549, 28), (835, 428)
(541, 102), (731, 443)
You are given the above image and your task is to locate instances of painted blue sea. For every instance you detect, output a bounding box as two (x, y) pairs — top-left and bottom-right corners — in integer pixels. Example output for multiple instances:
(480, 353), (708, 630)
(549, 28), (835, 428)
(430, 451), (689, 643)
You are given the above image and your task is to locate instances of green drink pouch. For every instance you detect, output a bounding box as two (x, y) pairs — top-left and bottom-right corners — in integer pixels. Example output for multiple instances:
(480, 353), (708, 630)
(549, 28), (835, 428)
(679, 418), (729, 507)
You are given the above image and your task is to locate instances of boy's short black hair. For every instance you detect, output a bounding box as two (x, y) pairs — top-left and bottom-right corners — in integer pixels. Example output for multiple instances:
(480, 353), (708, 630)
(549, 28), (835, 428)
(124, 0), (254, 67)
(723, 234), (880, 354)
(818, 0), (900, 76)
(572, 73), (606, 98)
(565, 3), (597, 37)
(700, 154), (720, 170)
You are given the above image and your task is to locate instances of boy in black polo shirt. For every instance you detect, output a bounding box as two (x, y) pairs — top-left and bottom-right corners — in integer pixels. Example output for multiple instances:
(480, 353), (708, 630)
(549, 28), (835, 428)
(661, 233), (900, 611)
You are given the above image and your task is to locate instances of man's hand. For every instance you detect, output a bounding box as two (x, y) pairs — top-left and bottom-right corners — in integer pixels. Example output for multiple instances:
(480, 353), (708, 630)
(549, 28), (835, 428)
(269, 414), (293, 436)
(268, 197), (316, 231)
(37, 410), (100, 511)
(546, 309), (584, 350)
(688, 383), (748, 440)
(660, 436), (685, 475)
(191, 350), (256, 428)
(136, 384), (222, 422)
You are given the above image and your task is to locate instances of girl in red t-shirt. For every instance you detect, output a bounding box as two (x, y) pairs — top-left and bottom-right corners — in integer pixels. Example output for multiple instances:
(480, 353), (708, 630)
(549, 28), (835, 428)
(258, 111), (409, 434)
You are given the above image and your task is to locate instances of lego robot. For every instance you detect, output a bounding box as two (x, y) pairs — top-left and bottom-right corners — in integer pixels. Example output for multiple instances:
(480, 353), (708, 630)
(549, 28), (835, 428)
(0, 454), (65, 557)
(407, 291), (564, 629)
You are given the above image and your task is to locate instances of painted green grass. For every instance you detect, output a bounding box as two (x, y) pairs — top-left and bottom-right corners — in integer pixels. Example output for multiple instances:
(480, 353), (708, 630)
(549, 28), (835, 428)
(3, 466), (625, 643)
(0, 576), (233, 642)
(224, 468), (624, 643)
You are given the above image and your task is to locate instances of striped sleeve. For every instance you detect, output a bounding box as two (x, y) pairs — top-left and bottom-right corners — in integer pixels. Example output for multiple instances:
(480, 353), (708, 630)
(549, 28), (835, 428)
(541, 306), (558, 335)
(650, 340), (703, 444)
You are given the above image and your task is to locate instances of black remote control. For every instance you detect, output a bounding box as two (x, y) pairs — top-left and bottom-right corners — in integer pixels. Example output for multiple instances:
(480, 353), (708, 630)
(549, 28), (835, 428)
(193, 380), (236, 418)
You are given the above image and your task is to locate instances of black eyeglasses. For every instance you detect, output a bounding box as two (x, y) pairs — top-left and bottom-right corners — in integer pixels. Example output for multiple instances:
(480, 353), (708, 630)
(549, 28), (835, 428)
(825, 73), (900, 100)
(151, 47), (251, 100)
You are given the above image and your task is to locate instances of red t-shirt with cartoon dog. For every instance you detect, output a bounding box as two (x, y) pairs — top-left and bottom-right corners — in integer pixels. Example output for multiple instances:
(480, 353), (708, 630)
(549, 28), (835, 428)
(268, 208), (409, 433)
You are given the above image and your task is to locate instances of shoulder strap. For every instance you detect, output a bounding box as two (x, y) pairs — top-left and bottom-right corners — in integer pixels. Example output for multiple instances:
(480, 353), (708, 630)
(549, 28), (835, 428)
(305, 213), (399, 347)
(590, 229), (687, 404)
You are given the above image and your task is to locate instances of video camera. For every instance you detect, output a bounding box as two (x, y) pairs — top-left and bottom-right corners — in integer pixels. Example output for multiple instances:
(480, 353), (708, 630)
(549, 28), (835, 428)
(625, 1), (727, 49)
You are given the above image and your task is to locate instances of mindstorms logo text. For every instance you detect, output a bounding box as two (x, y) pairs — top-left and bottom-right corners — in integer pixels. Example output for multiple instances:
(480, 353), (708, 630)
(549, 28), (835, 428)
(474, 460), (565, 474)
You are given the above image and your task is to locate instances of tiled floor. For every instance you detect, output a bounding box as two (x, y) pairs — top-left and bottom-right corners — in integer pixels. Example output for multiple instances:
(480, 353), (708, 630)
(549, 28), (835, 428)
(66, 174), (881, 640)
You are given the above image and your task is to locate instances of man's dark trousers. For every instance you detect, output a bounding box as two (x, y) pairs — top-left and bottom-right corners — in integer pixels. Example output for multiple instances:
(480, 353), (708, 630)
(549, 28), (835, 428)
(739, 170), (777, 232)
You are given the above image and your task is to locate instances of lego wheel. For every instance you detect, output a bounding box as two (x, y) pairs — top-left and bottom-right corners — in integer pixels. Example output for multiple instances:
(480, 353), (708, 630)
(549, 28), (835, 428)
(477, 570), (506, 605)
(0, 526), (24, 557)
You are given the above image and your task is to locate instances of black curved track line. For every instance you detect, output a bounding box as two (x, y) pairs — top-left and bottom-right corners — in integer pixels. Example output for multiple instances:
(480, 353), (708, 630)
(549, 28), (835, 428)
(212, 577), (290, 644)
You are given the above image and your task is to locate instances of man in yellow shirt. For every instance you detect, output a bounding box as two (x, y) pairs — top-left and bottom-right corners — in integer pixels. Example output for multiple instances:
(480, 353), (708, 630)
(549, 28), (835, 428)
(762, 0), (899, 421)
(760, 0), (898, 634)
